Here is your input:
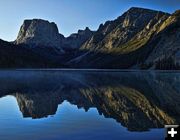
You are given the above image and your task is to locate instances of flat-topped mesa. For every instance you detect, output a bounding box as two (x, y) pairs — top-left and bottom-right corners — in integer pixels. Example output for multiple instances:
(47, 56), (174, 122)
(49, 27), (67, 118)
(15, 19), (65, 48)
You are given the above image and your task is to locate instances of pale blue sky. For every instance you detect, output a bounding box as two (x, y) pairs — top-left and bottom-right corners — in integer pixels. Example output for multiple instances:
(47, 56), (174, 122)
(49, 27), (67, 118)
(0, 0), (179, 41)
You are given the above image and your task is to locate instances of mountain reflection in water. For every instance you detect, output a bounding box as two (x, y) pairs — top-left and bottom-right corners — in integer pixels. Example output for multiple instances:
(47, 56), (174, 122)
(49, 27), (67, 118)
(0, 70), (179, 132)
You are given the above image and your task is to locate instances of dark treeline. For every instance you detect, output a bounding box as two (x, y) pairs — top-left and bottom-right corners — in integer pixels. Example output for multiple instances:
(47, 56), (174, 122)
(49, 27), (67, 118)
(155, 56), (180, 70)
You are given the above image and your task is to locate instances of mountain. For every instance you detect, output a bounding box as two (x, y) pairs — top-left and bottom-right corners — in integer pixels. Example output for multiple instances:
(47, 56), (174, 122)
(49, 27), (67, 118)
(81, 7), (169, 51)
(15, 19), (65, 49)
(145, 10), (180, 69)
(13, 19), (95, 59)
(68, 7), (180, 69)
(14, 19), (94, 50)
(64, 27), (94, 49)
(0, 7), (179, 69)
(0, 19), (95, 68)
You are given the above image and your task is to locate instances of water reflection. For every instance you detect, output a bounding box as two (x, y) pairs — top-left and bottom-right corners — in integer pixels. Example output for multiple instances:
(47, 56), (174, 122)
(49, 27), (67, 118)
(0, 70), (179, 132)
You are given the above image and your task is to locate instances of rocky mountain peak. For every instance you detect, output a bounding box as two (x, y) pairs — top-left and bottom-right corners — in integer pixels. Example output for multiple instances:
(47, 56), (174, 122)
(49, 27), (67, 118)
(77, 27), (92, 35)
(85, 27), (90, 30)
(124, 7), (168, 15)
(172, 10), (180, 18)
(15, 19), (65, 48)
(127, 7), (154, 12)
(64, 27), (94, 49)
(121, 7), (167, 28)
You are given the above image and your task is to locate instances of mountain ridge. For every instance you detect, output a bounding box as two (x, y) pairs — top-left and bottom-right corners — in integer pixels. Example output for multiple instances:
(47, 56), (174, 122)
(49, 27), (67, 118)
(69, 7), (179, 69)
(0, 7), (179, 69)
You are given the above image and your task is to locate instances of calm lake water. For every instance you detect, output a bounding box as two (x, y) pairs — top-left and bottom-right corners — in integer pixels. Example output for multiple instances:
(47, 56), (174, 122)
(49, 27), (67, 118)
(0, 70), (179, 140)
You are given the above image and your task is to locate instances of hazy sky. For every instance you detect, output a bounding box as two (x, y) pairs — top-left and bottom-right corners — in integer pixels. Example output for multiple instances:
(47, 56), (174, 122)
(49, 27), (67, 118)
(0, 0), (179, 41)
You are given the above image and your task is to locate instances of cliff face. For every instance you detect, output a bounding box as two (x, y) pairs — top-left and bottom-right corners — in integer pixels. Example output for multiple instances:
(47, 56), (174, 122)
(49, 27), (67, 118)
(15, 19), (65, 48)
(145, 10), (180, 69)
(14, 19), (94, 51)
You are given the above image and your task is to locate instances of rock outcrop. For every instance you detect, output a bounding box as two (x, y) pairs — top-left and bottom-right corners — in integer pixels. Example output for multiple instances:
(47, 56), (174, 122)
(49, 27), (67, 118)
(15, 19), (65, 48)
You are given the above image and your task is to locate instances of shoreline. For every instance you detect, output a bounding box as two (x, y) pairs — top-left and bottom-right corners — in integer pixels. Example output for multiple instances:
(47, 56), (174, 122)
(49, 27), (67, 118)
(0, 68), (179, 73)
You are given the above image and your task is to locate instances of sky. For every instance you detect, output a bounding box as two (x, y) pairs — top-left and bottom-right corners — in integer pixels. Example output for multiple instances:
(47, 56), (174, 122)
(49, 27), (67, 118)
(0, 0), (179, 41)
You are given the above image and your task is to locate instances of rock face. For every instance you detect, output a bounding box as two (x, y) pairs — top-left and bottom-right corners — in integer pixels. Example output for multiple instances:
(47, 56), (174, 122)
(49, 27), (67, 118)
(81, 7), (169, 51)
(145, 10), (180, 68)
(14, 19), (94, 50)
(64, 27), (94, 49)
(69, 7), (180, 69)
(15, 19), (65, 48)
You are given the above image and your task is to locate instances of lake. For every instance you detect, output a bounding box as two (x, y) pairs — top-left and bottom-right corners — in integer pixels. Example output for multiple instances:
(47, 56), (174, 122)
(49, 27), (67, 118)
(0, 70), (179, 140)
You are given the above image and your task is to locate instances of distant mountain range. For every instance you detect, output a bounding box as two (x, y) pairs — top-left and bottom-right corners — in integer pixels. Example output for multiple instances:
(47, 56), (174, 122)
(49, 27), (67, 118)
(0, 7), (179, 69)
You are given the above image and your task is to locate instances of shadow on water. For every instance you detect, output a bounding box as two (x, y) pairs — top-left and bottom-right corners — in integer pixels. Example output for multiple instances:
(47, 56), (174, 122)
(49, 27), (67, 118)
(0, 70), (179, 132)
